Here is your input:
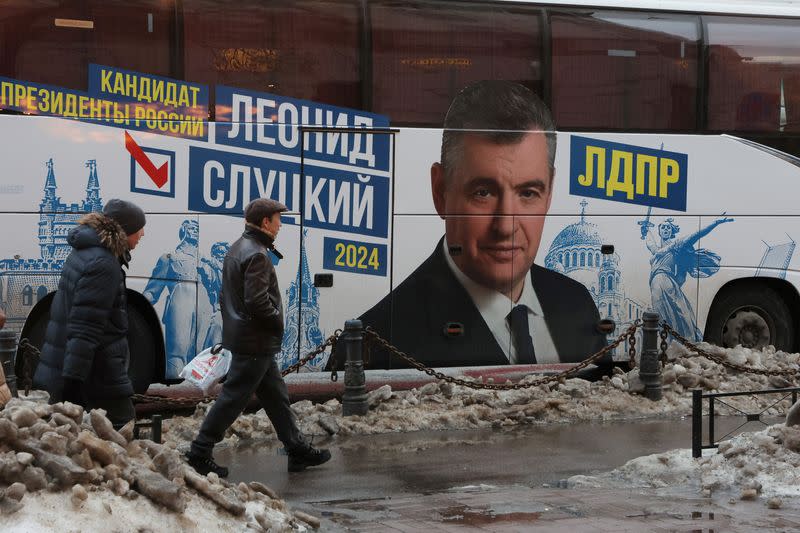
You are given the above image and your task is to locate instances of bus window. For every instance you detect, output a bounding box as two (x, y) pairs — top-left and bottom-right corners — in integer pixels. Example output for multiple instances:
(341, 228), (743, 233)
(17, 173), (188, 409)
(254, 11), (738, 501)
(183, 0), (361, 111)
(370, 1), (543, 126)
(707, 16), (800, 133)
(0, 0), (174, 96)
(551, 10), (700, 131)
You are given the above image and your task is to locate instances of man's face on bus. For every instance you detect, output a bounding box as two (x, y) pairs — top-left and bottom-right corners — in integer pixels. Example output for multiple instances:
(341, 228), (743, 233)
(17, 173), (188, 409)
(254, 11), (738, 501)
(431, 132), (553, 299)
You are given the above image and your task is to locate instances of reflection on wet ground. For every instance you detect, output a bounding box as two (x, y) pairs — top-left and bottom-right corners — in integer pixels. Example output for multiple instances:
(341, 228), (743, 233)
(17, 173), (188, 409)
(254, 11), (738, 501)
(214, 417), (794, 531)
(217, 418), (699, 501)
(438, 503), (542, 525)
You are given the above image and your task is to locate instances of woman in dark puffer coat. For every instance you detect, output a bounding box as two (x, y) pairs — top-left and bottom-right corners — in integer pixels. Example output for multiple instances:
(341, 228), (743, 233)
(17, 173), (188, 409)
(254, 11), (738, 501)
(33, 199), (145, 428)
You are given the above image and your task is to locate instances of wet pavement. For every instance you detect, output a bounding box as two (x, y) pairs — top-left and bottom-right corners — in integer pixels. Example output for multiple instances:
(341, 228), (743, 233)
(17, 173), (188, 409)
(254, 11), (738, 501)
(213, 417), (800, 530)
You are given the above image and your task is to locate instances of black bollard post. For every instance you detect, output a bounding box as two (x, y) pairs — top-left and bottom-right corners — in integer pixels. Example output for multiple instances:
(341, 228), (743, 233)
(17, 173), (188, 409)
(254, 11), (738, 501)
(152, 414), (162, 444)
(638, 311), (663, 401)
(692, 389), (703, 458)
(0, 330), (18, 397)
(342, 319), (368, 416)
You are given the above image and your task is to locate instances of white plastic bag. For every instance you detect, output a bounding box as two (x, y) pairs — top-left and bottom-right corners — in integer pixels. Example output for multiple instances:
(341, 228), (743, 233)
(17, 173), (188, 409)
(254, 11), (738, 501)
(179, 345), (232, 394)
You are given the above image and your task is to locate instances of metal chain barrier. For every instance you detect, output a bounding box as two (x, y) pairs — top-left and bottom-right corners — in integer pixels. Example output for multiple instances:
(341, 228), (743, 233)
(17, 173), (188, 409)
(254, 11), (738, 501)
(15, 332), (342, 408)
(627, 328), (637, 370)
(18, 317), (797, 409)
(661, 322), (798, 378)
(17, 338), (39, 396)
(659, 328), (669, 365)
(363, 321), (641, 391)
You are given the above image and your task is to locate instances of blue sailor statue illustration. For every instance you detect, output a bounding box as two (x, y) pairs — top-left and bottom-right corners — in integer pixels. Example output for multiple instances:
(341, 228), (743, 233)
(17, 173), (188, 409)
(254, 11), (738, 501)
(640, 213), (733, 340)
(198, 241), (230, 351)
(143, 219), (199, 377)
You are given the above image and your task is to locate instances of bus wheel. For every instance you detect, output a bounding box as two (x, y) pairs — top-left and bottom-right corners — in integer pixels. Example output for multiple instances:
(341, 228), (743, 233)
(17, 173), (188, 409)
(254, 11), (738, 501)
(127, 304), (157, 394)
(705, 285), (794, 351)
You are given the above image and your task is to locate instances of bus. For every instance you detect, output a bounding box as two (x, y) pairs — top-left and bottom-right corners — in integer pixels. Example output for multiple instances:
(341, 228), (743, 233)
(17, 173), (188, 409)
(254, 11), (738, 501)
(2, 0), (800, 391)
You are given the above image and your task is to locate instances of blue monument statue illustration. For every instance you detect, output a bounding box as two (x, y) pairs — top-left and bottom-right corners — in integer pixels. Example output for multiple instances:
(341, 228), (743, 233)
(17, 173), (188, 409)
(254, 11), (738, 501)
(195, 242), (281, 356)
(639, 210), (733, 341)
(0, 159), (103, 332)
(143, 219), (200, 378)
(198, 241), (230, 351)
(278, 230), (326, 372)
(545, 200), (646, 356)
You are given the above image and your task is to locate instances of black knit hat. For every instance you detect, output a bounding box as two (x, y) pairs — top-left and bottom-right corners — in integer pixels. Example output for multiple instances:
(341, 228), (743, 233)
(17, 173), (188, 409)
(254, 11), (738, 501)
(244, 198), (288, 225)
(103, 199), (146, 236)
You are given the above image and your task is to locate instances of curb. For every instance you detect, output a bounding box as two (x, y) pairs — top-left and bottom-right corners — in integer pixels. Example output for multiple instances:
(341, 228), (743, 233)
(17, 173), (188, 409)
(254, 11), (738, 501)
(136, 363), (578, 415)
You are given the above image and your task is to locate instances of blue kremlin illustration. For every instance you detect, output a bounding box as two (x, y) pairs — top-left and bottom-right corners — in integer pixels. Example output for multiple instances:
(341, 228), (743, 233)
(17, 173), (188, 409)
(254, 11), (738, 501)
(277, 230), (327, 373)
(0, 159), (102, 332)
(0, 158), (327, 378)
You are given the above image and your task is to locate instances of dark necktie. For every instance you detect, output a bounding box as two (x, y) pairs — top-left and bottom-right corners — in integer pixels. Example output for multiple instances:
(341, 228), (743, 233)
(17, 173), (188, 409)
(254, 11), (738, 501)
(507, 305), (537, 364)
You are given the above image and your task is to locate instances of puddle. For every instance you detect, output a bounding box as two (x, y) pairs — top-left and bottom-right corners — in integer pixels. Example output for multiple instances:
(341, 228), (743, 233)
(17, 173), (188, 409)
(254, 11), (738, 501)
(438, 504), (542, 525)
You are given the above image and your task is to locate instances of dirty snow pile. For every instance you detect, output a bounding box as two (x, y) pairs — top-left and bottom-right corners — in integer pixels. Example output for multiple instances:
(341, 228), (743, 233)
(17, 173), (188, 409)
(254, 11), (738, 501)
(163, 341), (799, 449)
(662, 340), (799, 391)
(567, 422), (800, 509)
(0, 393), (317, 532)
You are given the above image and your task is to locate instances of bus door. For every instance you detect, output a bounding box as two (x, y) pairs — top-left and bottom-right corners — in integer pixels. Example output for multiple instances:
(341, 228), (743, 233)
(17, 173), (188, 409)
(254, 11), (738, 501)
(280, 126), (396, 374)
(197, 208), (299, 367)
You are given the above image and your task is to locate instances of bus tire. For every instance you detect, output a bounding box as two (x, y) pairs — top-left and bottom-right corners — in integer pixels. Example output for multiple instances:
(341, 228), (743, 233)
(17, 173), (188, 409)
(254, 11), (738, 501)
(127, 304), (157, 394)
(705, 284), (794, 352)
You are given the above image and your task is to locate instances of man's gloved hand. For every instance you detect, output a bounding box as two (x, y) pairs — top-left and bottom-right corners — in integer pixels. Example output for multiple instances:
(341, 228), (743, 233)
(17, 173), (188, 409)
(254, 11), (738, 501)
(61, 377), (87, 407)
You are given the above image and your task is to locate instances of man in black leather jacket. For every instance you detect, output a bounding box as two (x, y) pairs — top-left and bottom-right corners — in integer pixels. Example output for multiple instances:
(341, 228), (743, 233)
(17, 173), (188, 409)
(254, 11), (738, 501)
(186, 198), (331, 477)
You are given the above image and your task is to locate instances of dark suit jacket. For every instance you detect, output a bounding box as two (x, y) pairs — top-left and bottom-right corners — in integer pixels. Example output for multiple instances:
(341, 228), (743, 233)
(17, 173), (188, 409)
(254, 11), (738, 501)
(346, 238), (610, 375)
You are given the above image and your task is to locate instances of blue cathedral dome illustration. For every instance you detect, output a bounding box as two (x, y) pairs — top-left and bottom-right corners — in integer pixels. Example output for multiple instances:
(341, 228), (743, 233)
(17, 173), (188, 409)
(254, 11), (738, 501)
(549, 216), (602, 250)
(543, 199), (645, 356)
(544, 200), (603, 291)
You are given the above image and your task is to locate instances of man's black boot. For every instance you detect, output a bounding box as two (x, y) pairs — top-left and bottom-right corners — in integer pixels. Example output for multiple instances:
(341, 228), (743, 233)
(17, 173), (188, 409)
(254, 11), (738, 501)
(287, 445), (332, 472)
(185, 450), (229, 478)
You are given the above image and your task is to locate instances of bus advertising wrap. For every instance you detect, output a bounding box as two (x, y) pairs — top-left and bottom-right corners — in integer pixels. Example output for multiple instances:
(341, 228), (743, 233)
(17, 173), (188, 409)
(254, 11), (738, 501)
(1, 68), (799, 384)
(0, 65), (208, 140)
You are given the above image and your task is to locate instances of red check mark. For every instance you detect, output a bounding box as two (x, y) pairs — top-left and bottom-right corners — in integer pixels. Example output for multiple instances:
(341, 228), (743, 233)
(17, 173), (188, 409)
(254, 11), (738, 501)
(125, 131), (169, 189)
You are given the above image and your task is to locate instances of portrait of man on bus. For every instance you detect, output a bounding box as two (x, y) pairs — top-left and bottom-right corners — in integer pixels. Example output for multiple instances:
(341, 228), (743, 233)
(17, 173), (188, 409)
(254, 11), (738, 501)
(352, 80), (609, 375)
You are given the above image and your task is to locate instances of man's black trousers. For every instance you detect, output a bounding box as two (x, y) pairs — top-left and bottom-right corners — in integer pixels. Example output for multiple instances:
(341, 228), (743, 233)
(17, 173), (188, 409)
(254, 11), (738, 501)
(191, 353), (305, 458)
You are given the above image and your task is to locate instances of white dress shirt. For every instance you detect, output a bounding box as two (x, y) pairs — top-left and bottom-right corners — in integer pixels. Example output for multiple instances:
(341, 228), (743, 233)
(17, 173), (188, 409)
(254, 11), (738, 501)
(442, 239), (559, 364)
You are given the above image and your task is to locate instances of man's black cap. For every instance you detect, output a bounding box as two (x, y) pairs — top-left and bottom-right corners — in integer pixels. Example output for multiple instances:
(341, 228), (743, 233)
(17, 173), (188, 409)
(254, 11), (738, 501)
(244, 198), (288, 225)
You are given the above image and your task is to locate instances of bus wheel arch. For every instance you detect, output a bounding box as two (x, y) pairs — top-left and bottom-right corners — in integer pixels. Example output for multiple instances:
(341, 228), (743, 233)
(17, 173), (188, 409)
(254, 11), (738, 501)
(126, 290), (166, 394)
(14, 290), (165, 395)
(704, 278), (799, 353)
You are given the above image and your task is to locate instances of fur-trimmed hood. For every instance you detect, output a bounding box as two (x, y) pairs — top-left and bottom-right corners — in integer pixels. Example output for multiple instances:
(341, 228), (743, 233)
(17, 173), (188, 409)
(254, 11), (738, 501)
(69, 212), (129, 259)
